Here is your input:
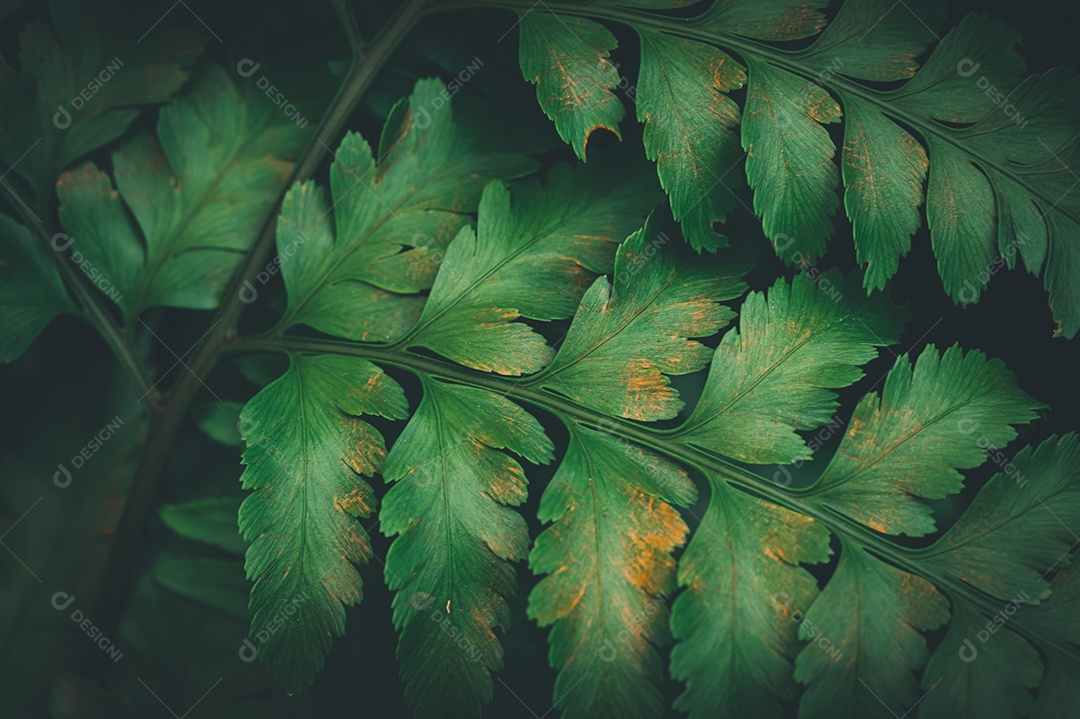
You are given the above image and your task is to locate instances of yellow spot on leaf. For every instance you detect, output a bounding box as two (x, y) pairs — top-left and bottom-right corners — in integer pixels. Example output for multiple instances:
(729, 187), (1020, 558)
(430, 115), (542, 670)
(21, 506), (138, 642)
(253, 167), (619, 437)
(334, 487), (372, 516)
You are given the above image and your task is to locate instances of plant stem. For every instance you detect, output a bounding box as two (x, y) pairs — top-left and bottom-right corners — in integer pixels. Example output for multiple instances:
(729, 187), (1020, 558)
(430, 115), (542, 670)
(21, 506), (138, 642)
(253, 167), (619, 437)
(0, 178), (157, 402)
(85, 0), (432, 678)
(235, 334), (1080, 666)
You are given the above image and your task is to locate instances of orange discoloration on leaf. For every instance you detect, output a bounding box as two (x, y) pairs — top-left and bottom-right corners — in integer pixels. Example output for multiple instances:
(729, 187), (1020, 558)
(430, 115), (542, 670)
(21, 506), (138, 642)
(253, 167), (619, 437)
(342, 419), (386, 475)
(709, 53), (746, 92)
(528, 427), (693, 706)
(581, 124), (621, 156)
(364, 371), (381, 391)
(806, 89), (842, 124)
(623, 361), (664, 393)
(781, 6), (827, 37)
(334, 487), (374, 516)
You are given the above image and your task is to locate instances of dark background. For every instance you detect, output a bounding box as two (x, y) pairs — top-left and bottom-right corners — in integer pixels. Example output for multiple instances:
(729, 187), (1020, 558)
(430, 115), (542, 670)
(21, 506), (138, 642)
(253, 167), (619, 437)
(1, 0), (1079, 716)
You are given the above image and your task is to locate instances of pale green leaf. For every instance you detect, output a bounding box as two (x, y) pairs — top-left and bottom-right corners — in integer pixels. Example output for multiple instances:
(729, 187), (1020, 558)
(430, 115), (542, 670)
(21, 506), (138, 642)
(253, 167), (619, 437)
(676, 271), (905, 464)
(529, 424), (695, 719)
(402, 155), (659, 376)
(536, 212), (745, 420)
(279, 78), (536, 342)
(238, 354), (407, 691)
(811, 344), (1043, 537)
(381, 379), (553, 718)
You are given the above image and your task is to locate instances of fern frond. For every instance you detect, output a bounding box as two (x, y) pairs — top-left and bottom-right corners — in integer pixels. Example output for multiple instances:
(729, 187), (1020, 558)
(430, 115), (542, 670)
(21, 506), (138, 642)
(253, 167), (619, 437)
(55, 65), (312, 316)
(511, 0), (1080, 336)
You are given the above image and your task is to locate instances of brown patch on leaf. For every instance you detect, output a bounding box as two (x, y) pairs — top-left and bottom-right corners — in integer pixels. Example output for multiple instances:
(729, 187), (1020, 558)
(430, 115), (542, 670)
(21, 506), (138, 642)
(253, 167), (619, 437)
(342, 420), (386, 475)
(334, 487), (373, 516)
(778, 6), (827, 39)
(622, 359), (676, 419)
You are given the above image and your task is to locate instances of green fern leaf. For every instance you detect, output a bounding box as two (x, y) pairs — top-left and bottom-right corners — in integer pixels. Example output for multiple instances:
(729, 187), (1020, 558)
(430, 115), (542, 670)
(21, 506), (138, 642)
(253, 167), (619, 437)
(792, 0), (942, 81)
(675, 271), (905, 464)
(154, 557), (249, 620)
(55, 65), (311, 316)
(381, 379), (553, 718)
(670, 479), (831, 718)
(519, 13), (624, 161)
(920, 602), (1042, 719)
(794, 542), (950, 719)
(399, 157), (658, 375)
(0, 0), (202, 198)
(840, 97), (928, 290)
(19, 14), (1078, 710)
(160, 497), (246, 555)
(534, 212), (746, 420)
(1020, 558), (1080, 643)
(529, 424), (695, 719)
(702, 0), (829, 41)
(810, 345), (1045, 537)
(636, 32), (743, 251)
(277, 78), (536, 343)
(195, 400), (246, 448)
(238, 354), (408, 691)
(1032, 657), (1080, 719)
(513, 0), (1080, 335)
(921, 433), (1080, 599)
(0, 212), (75, 362)
(227, 130), (1079, 717)
(742, 57), (841, 257)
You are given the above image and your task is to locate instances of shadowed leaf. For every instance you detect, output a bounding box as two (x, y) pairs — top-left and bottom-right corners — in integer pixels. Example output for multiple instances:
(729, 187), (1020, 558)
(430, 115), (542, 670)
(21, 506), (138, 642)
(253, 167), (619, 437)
(671, 479), (831, 719)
